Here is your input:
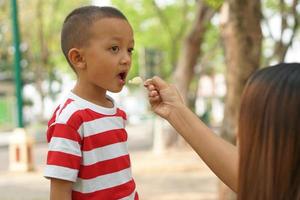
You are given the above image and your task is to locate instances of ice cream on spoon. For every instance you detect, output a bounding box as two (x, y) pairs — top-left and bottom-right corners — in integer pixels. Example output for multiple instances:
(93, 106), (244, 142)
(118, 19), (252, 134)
(128, 76), (143, 85)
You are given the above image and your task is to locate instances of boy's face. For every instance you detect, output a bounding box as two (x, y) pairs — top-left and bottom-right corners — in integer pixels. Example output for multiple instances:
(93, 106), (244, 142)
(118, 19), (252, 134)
(80, 18), (134, 93)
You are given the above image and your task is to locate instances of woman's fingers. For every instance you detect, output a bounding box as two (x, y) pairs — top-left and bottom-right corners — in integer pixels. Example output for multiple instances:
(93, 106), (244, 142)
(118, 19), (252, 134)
(149, 95), (161, 106)
(144, 77), (166, 108)
(144, 79), (153, 87)
(152, 76), (169, 90)
(144, 79), (160, 99)
(144, 80), (156, 92)
(148, 85), (156, 92)
(144, 76), (169, 91)
(149, 90), (158, 97)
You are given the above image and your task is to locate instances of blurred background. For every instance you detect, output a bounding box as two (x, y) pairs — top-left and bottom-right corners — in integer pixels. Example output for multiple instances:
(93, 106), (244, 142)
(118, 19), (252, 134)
(0, 0), (299, 199)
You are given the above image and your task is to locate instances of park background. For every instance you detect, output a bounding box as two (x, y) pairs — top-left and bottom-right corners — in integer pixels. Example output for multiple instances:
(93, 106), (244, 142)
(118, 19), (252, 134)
(0, 0), (299, 199)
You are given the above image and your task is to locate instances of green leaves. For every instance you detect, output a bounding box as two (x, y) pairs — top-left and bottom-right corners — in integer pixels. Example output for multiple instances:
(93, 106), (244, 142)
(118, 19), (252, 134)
(204, 0), (224, 9)
(112, 0), (196, 78)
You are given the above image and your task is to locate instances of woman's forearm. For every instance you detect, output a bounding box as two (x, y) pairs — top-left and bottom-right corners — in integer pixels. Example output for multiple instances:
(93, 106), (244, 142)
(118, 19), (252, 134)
(168, 105), (238, 192)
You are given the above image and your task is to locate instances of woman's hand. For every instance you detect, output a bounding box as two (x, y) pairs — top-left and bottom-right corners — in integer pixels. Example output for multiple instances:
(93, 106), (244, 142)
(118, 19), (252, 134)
(144, 76), (184, 119)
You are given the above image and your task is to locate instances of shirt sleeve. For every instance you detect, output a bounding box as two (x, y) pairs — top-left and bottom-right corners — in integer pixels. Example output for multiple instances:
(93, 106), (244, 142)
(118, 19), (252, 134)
(44, 123), (82, 182)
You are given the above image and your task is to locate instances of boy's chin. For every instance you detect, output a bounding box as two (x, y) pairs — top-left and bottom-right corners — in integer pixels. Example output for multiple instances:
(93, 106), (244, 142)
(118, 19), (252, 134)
(108, 87), (123, 93)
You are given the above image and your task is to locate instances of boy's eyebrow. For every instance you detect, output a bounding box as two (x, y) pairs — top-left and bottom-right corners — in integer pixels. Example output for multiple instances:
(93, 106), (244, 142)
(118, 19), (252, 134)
(110, 36), (135, 44)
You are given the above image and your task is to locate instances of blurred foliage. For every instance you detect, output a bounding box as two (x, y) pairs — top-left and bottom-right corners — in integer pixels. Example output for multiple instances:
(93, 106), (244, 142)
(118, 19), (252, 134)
(0, 0), (89, 124)
(262, 0), (300, 66)
(201, 22), (225, 74)
(18, 0), (88, 77)
(205, 0), (224, 9)
(0, 1), (13, 79)
(0, 0), (299, 126)
(112, 0), (197, 79)
(0, 97), (14, 130)
(0, 0), (89, 80)
(1, 0), (299, 81)
(111, 0), (227, 82)
(1, 0), (226, 84)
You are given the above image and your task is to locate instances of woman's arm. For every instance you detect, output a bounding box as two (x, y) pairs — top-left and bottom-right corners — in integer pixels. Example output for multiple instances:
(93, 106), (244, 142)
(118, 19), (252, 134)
(168, 104), (238, 191)
(145, 76), (238, 192)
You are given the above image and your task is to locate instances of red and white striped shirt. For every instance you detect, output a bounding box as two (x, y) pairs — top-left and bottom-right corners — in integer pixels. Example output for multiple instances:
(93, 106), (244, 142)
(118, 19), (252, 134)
(44, 92), (138, 200)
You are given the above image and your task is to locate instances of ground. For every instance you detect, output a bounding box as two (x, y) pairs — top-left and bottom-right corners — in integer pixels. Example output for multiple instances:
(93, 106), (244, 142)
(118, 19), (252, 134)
(0, 122), (218, 200)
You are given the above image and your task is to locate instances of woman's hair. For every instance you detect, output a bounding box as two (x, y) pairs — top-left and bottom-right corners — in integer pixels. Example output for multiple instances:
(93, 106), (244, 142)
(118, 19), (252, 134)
(238, 63), (300, 200)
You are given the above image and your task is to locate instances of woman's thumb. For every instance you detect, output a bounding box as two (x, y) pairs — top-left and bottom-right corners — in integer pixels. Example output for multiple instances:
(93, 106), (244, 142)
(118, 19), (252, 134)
(152, 76), (169, 90)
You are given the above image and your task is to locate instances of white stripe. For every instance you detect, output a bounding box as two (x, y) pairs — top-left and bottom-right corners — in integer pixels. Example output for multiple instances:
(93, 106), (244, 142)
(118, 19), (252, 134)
(83, 142), (128, 165)
(69, 92), (117, 115)
(73, 168), (133, 193)
(44, 165), (79, 182)
(49, 137), (81, 157)
(54, 104), (62, 120)
(78, 116), (124, 137)
(54, 101), (78, 125)
(119, 190), (136, 200)
(49, 101), (84, 139)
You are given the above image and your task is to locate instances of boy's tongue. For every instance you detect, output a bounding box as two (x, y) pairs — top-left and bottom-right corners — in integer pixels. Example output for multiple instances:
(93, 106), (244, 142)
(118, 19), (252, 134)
(119, 78), (125, 84)
(118, 73), (126, 84)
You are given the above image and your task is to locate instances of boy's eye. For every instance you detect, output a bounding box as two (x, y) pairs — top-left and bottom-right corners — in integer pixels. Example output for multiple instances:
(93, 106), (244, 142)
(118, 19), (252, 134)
(110, 46), (120, 53)
(128, 48), (134, 54)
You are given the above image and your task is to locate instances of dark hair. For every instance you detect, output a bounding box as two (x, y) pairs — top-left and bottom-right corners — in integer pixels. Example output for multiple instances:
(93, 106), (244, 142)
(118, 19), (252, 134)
(61, 6), (128, 69)
(238, 63), (300, 200)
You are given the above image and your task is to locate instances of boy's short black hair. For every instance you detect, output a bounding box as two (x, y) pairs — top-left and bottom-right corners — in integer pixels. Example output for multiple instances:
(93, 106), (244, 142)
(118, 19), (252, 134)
(61, 6), (128, 69)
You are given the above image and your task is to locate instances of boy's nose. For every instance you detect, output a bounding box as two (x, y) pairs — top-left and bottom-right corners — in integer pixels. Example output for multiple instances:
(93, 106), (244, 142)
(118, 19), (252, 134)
(120, 53), (131, 65)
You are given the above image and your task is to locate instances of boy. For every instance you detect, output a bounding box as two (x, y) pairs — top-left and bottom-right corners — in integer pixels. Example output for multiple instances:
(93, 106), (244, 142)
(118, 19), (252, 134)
(44, 6), (138, 200)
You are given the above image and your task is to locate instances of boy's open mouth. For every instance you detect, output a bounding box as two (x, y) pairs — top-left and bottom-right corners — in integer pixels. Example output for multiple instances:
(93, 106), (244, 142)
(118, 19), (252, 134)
(118, 72), (127, 82)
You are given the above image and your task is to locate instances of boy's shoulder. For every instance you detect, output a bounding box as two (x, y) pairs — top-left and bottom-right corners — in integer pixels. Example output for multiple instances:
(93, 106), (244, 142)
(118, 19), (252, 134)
(48, 93), (127, 128)
(47, 95), (83, 129)
(116, 108), (127, 120)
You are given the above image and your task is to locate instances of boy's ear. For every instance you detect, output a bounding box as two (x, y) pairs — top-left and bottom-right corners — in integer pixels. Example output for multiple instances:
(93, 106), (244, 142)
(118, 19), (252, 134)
(68, 48), (86, 70)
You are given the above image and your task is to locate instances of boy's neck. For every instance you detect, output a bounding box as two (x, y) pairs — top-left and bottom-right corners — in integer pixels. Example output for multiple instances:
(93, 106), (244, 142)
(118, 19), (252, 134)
(72, 82), (114, 108)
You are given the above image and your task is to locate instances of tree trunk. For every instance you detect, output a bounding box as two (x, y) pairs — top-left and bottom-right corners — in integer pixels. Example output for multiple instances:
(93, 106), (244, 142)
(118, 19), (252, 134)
(151, 0), (189, 72)
(219, 0), (262, 199)
(161, 0), (215, 148)
(174, 1), (214, 105)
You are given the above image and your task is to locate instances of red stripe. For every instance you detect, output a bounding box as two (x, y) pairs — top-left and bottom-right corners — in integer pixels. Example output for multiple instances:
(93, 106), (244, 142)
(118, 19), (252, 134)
(49, 100), (128, 138)
(78, 155), (131, 179)
(48, 106), (60, 127)
(48, 99), (75, 128)
(50, 98), (127, 128)
(82, 129), (127, 151)
(117, 108), (127, 120)
(76, 108), (107, 121)
(59, 99), (74, 115)
(65, 110), (84, 131)
(47, 151), (81, 170)
(135, 192), (139, 200)
(47, 98), (82, 131)
(66, 106), (127, 124)
(64, 108), (126, 131)
(76, 108), (126, 121)
(72, 179), (136, 200)
(47, 124), (81, 143)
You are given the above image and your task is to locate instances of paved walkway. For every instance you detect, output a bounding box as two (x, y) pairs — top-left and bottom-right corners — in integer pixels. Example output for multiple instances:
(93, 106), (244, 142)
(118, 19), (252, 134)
(0, 122), (218, 200)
